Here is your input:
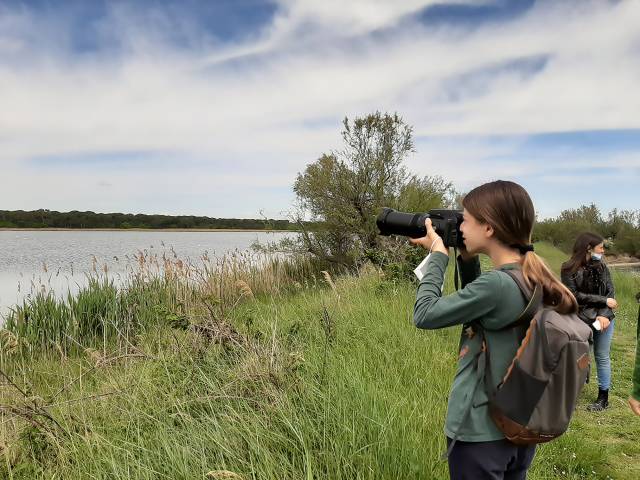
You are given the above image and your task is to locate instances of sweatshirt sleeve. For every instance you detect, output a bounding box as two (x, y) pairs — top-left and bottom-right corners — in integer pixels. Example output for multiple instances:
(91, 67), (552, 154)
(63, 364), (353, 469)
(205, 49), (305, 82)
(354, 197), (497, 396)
(413, 252), (502, 330)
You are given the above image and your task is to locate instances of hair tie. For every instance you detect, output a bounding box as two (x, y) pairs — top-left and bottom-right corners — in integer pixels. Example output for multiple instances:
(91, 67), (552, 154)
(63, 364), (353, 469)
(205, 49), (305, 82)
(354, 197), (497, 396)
(511, 243), (534, 254)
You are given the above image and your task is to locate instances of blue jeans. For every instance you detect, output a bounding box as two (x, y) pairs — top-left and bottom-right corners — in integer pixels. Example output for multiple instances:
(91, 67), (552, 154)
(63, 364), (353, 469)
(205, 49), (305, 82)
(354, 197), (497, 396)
(593, 319), (615, 390)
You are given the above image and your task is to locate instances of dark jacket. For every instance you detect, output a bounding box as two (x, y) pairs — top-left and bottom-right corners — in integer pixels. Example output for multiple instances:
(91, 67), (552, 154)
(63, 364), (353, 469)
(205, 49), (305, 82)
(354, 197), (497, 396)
(561, 260), (615, 326)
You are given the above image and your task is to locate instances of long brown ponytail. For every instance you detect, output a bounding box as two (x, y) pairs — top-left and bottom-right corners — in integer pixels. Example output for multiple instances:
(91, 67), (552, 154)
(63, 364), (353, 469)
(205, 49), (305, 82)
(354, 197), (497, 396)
(463, 180), (577, 314)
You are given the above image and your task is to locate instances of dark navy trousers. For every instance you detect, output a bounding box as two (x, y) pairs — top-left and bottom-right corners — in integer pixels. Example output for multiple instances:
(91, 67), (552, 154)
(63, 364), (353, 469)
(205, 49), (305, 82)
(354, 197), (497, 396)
(446, 437), (536, 480)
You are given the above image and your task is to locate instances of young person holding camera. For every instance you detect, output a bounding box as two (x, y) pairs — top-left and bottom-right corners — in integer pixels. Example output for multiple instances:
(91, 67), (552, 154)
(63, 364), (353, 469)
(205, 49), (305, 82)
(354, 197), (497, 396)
(411, 180), (577, 480)
(560, 233), (616, 411)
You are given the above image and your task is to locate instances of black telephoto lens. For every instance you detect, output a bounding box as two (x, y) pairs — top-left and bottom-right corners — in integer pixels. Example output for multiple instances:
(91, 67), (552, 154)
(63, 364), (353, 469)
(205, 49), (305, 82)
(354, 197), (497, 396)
(376, 208), (429, 238)
(376, 207), (464, 248)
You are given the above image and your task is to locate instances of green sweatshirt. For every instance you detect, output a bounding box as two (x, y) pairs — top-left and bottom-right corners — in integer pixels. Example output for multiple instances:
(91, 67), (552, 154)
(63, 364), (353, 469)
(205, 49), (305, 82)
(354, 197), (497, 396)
(413, 252), (528, 442)
(633, 299), (640, 402)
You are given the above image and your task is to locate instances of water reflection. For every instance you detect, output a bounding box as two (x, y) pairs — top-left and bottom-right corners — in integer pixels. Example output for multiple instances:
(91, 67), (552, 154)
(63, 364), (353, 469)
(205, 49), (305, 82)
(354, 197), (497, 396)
(0, 230), (293, 317)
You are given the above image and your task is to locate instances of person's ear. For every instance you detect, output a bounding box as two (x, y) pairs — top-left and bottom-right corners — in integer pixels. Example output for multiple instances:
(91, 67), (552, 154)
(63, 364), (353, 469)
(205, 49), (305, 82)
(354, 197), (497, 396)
(484, 223), (494, 239)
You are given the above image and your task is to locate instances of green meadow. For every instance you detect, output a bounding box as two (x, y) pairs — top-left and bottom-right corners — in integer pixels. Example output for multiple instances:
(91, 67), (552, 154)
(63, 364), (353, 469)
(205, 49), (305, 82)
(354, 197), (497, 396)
(0, 243), (638, 479)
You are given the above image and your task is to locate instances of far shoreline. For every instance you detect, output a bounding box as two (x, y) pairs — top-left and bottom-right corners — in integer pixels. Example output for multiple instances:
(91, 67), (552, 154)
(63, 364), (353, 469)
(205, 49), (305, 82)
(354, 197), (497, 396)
(0, 228), (297, 233)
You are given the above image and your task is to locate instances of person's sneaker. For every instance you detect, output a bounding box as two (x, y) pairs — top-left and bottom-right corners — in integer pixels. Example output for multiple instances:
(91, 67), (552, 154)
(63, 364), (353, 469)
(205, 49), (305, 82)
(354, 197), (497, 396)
(587, 389), (609, 411)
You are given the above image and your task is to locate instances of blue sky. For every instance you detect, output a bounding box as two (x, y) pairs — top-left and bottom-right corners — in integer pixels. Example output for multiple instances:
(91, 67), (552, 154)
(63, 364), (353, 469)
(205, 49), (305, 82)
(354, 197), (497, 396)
(0, 0), (638, 220)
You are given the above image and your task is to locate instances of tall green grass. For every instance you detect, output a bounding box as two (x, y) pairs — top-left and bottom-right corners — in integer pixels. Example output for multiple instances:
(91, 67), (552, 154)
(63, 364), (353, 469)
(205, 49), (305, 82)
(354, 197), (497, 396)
(2, 250), (322, 356)
(0, 243), (638, 479)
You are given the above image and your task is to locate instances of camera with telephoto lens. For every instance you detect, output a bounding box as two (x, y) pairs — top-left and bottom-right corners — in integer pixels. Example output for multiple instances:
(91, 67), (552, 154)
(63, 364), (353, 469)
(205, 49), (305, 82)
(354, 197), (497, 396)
(376, 208), (464, 249)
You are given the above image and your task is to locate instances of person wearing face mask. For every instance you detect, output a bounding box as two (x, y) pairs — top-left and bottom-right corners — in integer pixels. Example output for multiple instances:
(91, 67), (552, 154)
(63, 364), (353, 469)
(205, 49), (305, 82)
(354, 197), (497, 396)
(561, 232), (617, 411)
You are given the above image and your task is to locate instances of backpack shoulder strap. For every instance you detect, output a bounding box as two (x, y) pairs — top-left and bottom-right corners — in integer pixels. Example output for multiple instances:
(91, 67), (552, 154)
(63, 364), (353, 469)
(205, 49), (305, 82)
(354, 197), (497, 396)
(499, 269), (543, 331)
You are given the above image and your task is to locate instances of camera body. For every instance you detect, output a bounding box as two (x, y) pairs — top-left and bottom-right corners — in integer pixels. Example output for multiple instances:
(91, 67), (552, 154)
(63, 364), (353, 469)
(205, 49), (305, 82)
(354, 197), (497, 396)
(376, 207), (464, 248)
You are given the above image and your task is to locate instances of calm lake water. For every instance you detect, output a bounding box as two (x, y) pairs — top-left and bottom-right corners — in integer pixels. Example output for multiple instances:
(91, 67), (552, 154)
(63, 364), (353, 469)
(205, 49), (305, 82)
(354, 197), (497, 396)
(611, 265), (640, 276)
(0, 230), (294, 317)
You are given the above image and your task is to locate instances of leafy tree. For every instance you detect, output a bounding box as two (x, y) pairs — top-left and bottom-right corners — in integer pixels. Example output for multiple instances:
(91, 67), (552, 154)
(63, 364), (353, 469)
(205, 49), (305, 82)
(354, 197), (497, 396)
(398, 174), (455, 213)
(558, 203), (603, 226)
(290, 112), (455, 268)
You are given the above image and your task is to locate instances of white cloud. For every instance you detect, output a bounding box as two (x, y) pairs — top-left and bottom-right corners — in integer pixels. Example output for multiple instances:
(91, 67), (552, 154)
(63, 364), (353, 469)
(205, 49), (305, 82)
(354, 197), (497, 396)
(0, 0), (639, 216)
(202, 0), (486, 65)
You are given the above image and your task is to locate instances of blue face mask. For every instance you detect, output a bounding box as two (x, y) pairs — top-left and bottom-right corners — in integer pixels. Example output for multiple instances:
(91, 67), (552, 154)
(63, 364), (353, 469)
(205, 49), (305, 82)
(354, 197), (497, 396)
(591, 252), (603, 261)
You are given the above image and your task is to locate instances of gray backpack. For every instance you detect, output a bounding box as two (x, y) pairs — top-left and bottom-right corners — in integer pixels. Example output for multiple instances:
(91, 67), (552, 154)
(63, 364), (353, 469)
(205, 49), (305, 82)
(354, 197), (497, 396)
(484, 270), (593, 445)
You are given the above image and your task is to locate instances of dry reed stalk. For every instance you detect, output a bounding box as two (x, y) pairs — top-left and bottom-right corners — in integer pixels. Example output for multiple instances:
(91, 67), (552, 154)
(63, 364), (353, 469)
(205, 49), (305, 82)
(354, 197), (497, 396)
(321, 270), (340, 299)
(191, 321), (244, 349)
(53, 342), (67, 362)
(96, 353), (148, 367)
(0, 368), (67, 439)
(84, 348), (104, 366)
(235, 280), (254, 299)
(206, 471), (244, 480)
(0, 330), (19, 355)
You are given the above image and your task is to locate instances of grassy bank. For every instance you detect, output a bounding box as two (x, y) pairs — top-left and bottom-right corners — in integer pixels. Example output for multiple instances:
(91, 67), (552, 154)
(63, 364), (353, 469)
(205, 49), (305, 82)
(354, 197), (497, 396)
(0, 244), (638, 479)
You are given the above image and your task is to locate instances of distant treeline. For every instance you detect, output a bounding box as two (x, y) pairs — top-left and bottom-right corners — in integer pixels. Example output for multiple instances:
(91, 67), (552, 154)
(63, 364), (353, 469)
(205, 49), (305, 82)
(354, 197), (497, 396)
(534, 204), (640, 257)
(0, 209), (297, 231)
